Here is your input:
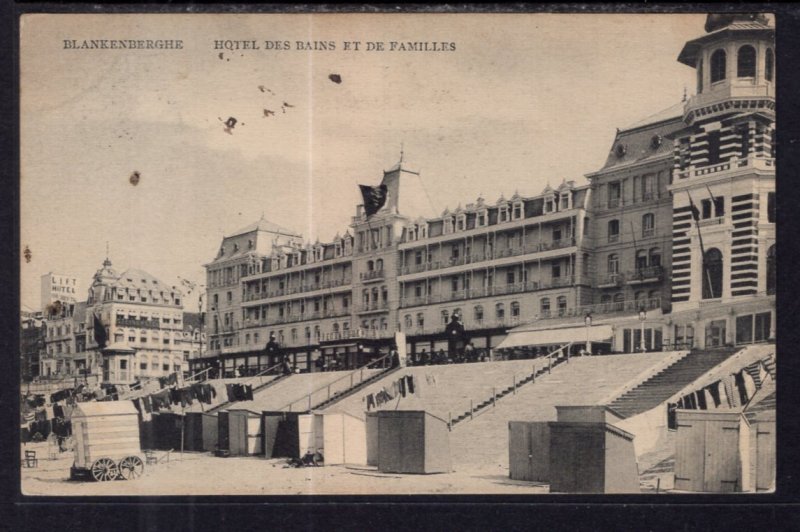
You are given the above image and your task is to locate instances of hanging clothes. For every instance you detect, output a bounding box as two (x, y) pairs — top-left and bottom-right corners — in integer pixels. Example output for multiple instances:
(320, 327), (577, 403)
(53, 404), (65, 419)
(244, 385), (254, 401)
(398, 378), (407, 398)
(723, 377), (738, 408)
(405, 375), (415, 394)
(734, 371), (749, 405)
(707, 382), (722, 408)
(695, 389), (708, 410)
(366, 394), (376, 410)
(169, 388), (181, 405)
(741, 370), (758, 402)
(150, 390), (171, 411)
(226, 384), (236, 403)
(168, 372), (178, 386)
(667, 403), (678, 430)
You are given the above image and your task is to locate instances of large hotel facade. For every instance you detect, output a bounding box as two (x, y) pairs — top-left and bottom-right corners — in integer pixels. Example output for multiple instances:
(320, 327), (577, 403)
(188, 15), (775, 378)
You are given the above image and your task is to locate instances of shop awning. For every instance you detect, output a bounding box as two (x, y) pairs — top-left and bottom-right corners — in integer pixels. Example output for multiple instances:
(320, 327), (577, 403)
(496, 325), (614, 350)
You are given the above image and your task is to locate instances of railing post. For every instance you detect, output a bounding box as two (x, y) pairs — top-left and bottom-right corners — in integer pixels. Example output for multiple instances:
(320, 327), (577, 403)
(448, 412), (452, 429)
(327, 384), (331, 400)
(470, 400), (474, 419)
(513, 375), (516, 394)
(532, 365), (536, 382)
(548, 357), (552, 374)
(308, 394), (312, 411)
(493, 387), (496, 407)
(350, 373), (354, 388)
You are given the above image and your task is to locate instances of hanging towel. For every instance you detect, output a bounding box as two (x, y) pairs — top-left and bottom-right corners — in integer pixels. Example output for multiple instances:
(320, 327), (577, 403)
(244, 385), (254, 401)
(406, 375), (415, 394)
(398, 378), (407, 398)
(722, 377), (737, 408)
(226, 384), (236, 402)
(366, 394), (376, 410)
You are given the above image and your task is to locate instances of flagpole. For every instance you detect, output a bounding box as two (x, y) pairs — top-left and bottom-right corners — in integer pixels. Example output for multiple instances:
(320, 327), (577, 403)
(687, 190), (713, 298)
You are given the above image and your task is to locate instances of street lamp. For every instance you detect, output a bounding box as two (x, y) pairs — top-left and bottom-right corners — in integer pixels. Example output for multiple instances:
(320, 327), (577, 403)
(584, 313), (593, 355)
(638, 308), (647, 354)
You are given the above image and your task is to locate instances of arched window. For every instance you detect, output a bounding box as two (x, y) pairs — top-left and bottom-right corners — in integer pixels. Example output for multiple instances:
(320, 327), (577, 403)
(697, 57), (704, 93)
(765, 48), (774, 82)
(495, 303), (505, 319)
(634, 291), (646, 308)
(416, 313), (425, 328)
(711, 49), (727, 83)
(474, 305), (484, 322)
(453, 308), (462, 321)
(767, 244), (776, 295)
(613, 292), (624, 311)
(511, 301), (520, 318)
(608, 254), (619, 274)
(642, 213), (655, 238)
(540, 298), (550, 316)
(333, 323), (339, 334)
(404, 314), (412, 330)
(636, 250), (648, 271)
(649, 248), (662, 268)
(607, 220), (620, 242)
(648, 290), (660, 307)
(376, 258), (383, 271)
(366, 260), (374, 271)
(737, 45), (756, 78)
(441, 309), (449, 325)
(556, 296), (567, 316)
(362, 289), (369, 305)
(702, 248), (723, 299)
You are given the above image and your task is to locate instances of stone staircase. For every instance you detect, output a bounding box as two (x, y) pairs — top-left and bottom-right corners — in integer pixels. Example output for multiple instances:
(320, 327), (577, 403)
(606, 347), (738, 419)
(448, 352), (677, 470)
(448, 352), (569, 428)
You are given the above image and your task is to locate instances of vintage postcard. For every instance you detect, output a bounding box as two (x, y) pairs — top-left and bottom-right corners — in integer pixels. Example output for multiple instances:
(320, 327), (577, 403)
(19, 12), (776, 496)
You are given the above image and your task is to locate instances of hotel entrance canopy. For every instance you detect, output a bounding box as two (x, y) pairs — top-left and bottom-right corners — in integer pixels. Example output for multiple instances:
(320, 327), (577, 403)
(496, 324), (614, 350)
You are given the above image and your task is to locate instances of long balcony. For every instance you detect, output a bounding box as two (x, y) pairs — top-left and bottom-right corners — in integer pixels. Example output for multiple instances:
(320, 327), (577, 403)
(323, 328), (396, 342)
(115, 318), (161, 330)
(398, 238), (577, 276)
(240, 309), (351, 329)
(597, 273), (624, 288)
(673, 156), (774, 181)
(402, 316), (524, 336)
(399, 275), (591, 309)
(242, 277), (352, 303)
(537, 296), (663, 321)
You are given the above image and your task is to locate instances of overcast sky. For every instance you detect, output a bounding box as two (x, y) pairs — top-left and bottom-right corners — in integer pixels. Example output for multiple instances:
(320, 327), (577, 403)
(20, 13), (706, 311)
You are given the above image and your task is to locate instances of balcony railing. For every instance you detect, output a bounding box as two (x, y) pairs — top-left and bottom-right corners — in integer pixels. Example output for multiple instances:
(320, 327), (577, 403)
(357, 302), (390, 314)
(607, 198), (621, 209)
(323, 328), (396, 342)
(360, 269), (385, 282)
(398, 238), (577, 276)
(625, 265), (665, 284)
(401, 316), (523, 336)
(597, 273), (623, 287)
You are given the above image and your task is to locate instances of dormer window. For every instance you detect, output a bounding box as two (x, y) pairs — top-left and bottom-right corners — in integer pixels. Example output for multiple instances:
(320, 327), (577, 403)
(344, 237), (352, 254)
(444, 216), (454, 234)
(248, 239), (253, 249)
(543, 195), (556, 214)
(498, 204), (510, 223)
(335, 242), (342, 257)
(419, 224), (427, 238)
(407, 225), (417, 242)
(233, 243), (239, 252)
(476, 209), (488, 227)
(456, 214), (467, 231)
(512, 202), (523, 220)
(560, 193), (571, 210)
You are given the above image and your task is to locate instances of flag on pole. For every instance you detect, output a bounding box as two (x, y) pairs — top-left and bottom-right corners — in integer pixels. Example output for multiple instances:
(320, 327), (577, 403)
(359, 184), (388, 217)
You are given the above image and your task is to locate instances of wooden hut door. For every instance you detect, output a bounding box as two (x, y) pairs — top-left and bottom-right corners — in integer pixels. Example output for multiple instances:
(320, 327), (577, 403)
(755, 423), (775, 492)
(703, 419), (740, 492)
(674, 418), (706, 492)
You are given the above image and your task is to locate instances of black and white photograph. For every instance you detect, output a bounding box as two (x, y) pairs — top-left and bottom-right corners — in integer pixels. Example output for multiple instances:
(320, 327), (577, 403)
(18, 11), (776, 496)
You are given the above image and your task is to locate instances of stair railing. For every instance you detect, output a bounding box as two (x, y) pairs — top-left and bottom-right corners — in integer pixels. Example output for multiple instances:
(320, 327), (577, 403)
(447, 343), (573, 430)
(283, 353), (395, 413)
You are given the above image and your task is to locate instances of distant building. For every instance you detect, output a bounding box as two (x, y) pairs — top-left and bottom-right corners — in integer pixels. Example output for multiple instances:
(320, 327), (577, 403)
(41, 272), (79, 313)
(20, 311), (45, 380)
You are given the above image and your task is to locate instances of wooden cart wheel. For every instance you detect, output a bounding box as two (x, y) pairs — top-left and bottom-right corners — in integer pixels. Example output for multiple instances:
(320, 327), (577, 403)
(91, 457), (119, 482)
(118, 456), (144, 480)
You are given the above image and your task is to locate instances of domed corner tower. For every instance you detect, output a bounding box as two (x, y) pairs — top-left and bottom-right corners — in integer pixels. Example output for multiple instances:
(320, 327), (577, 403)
(667, 13), (775, 347)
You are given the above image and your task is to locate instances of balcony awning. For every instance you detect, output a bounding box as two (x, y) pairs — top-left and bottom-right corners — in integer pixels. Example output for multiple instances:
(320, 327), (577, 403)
(496, 325), (614, 350)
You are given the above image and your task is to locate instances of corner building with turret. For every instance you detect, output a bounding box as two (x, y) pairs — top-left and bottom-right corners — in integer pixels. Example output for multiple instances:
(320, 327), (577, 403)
(196, 14), (775, 375)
